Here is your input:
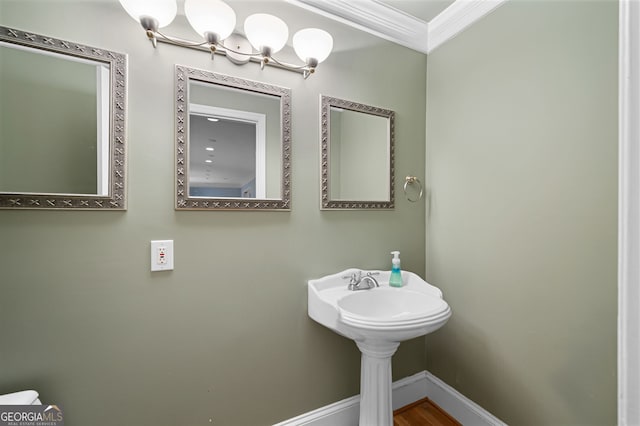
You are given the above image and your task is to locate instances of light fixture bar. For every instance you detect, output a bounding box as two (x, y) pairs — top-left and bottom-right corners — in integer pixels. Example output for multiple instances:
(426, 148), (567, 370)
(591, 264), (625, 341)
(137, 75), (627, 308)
(153, 31), (313, 77)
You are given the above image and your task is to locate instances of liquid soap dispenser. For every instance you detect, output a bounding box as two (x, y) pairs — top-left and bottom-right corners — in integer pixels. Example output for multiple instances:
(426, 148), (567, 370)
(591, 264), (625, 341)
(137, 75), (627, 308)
(389, 251), (403, 287)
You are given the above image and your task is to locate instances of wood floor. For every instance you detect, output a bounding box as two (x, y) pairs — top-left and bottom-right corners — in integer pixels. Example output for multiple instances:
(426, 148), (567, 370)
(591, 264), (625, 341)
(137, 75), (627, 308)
(393, 398), (461, 426)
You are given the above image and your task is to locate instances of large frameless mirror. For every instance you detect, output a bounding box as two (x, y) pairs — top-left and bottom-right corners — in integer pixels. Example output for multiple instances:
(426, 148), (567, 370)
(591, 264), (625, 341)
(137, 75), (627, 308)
(320, 95), (395, 209)
(0, 26), (127, 210)
(175, 65), (291, 210)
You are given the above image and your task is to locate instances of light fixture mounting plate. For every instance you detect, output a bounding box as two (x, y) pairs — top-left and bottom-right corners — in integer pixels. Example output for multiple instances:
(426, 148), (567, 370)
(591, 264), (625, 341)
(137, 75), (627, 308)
(223, 34), (252, 65)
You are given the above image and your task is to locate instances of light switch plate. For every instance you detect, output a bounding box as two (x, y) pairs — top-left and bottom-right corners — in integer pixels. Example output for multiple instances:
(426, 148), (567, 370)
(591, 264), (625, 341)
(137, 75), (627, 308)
(151, 240), (174, 271)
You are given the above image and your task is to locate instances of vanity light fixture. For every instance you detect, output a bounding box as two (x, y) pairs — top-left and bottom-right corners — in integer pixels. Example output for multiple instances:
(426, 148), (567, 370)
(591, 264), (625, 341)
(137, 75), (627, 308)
(118, 0), (177, 48)
(118, 0), (333, 79)
(206, 117), (219, 122)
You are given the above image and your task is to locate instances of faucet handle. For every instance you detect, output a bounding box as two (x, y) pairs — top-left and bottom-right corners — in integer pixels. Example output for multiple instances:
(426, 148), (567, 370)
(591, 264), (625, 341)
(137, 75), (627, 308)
(365, 271), (379, 276)
(343, 271), (362, 286)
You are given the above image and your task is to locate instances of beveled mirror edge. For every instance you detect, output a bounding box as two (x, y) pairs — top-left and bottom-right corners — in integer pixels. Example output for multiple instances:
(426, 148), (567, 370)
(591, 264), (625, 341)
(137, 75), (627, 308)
(320, 95), (395, 210)
(175, 65), (292, 211)
(0, 26), (128, 210)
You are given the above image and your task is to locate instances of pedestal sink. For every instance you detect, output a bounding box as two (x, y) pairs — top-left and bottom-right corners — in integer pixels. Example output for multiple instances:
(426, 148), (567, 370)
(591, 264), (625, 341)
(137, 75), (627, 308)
(308, 269), (451, 426)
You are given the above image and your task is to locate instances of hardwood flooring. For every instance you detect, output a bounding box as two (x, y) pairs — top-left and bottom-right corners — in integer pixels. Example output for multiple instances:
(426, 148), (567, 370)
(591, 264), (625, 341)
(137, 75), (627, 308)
(393, 398), (461, 426)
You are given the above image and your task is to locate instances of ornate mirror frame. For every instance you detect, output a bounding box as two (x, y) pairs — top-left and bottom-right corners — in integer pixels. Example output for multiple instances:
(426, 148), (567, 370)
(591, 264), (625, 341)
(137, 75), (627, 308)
(0, 26), (127, 210)
(320, 95), (395, 210)
(175, 65), (291, 211)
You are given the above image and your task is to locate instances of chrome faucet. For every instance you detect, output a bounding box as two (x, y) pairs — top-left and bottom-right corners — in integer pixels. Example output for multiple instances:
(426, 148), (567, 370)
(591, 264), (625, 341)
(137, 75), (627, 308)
(344, 270), (380, 291)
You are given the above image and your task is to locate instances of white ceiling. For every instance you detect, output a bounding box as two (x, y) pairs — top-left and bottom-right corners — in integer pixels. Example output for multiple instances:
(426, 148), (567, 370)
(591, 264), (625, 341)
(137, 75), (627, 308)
(381, 0), (455, 23)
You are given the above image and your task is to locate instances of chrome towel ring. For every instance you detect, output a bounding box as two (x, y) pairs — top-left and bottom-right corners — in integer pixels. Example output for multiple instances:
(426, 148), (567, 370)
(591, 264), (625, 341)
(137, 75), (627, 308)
(403, 176), (424, 202)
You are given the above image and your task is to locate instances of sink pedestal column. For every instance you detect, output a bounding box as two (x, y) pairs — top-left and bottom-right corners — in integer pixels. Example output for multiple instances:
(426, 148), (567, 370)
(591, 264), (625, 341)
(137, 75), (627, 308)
(355, 340), (400, 426)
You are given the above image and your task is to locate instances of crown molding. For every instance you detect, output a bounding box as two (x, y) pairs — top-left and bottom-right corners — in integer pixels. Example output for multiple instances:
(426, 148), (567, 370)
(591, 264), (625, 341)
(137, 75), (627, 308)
(286, 0), (509, 55)
(285, 0), (430, 53)
(427, 0), (508, 53)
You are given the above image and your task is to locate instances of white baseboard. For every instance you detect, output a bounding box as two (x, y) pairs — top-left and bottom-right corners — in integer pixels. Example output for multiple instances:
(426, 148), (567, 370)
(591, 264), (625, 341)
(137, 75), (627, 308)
(272, 370), (506, 426)
(424, 372), (507, 426)
(272, 394), (360, 426)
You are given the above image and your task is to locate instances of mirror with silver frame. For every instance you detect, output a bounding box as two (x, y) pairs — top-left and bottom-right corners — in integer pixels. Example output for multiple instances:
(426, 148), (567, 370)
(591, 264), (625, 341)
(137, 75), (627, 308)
(175, 65), (291, 210)
(0, 26), (127, 210)
(320, 95), (395, 209)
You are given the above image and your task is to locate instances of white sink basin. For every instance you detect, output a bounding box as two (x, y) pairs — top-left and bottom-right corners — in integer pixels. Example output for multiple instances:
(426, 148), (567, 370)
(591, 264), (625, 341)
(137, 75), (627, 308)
(308, 268), (451, 426)
(308, 268), (451, 343)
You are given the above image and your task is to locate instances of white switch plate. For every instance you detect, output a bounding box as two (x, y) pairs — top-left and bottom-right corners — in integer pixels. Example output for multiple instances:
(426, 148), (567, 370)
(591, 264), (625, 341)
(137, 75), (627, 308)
(151, 240), (174, 271)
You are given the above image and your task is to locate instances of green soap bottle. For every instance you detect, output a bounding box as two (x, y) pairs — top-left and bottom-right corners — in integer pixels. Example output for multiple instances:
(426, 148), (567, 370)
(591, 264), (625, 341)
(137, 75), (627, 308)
(389, 251), (403, 287)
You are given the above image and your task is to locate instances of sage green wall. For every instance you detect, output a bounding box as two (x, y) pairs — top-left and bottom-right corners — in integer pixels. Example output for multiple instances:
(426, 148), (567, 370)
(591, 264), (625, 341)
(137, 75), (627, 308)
(0, 1), (426, 425)
(425, 1), (618, 424)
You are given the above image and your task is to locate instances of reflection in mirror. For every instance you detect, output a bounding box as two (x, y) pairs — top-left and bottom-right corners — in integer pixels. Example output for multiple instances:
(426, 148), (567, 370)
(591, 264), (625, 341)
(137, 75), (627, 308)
(175, 66), (291, 210)
(0, 26), (127, 210)
(189, 107), (264, 198)
(321, 95), (394, 209)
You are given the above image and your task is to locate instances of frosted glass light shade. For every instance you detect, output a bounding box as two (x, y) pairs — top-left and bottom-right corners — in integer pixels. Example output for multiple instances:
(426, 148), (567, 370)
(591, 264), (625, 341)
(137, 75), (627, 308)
(119, 0), (177, 28)
(293, 28), (333, 64)
(185, 0), (236, 40)
(244, 14), (289, 54)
